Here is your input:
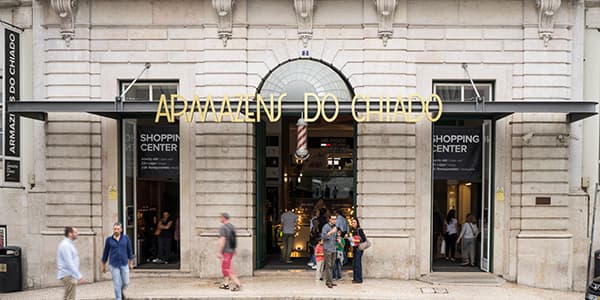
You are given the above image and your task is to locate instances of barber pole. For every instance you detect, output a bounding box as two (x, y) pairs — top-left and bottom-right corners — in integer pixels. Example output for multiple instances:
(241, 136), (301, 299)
(294, 116), (310, 161)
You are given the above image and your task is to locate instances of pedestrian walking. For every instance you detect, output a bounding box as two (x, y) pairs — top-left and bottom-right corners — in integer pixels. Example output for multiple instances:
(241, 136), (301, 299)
(57, 226), (85, 300)
(321, 215), (338, 288)
(350, 218), (367, 284)
(101, 222), (134, 300)
(280, 209), (298, 263)
(457, 214), (479, 267)
(217, 212), (241, 292)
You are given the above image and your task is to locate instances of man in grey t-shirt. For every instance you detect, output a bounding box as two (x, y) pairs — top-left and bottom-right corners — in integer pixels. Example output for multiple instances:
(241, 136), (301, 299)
(217, 213), (241, 291)
(280, 210), (298, 263)
(321, 215), (338, 288)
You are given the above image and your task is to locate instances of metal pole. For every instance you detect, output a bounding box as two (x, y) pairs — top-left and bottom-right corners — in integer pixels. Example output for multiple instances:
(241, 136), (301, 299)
(586, 182), (600, 289)
(462, 63), (483, 110)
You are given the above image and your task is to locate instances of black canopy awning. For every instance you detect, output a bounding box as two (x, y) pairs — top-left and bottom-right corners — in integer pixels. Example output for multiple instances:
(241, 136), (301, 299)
(7, 99), (598, 123)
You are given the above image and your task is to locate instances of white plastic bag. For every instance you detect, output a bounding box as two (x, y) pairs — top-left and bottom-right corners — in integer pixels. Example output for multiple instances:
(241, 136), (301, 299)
(440, 238), (446, 255)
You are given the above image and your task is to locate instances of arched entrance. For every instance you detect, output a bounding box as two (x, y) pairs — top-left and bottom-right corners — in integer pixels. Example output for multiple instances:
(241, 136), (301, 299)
(255, 59), (356, 270)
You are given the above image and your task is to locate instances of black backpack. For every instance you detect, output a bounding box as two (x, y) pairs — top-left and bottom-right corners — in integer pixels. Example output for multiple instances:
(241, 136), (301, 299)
(226, 223), (237, 250)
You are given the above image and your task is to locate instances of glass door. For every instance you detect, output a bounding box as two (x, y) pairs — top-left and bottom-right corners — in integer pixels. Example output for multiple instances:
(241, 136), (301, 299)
(123, 119), (138, 263)
(480, 120), (492, 271)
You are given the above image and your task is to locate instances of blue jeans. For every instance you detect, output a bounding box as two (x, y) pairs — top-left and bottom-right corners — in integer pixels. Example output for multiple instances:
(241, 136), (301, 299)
(109, 265), (130, 300)
(333, 258), (342, 279)
(353, 248), (363, 283)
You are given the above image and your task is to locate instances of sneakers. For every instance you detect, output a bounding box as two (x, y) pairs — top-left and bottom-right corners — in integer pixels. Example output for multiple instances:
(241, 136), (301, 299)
(460, 261), (470, 266)
(307, 262), (315, 267)
(311, 265), (317, 270)
(286, 260), (293, 263)
(218, 283), (230, 290)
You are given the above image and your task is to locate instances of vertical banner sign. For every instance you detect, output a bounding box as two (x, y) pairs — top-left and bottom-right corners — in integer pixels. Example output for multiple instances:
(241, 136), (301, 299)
(433, 126), (482, 180)
(137, 125), (180, 179)
(4, 27), (20, 182)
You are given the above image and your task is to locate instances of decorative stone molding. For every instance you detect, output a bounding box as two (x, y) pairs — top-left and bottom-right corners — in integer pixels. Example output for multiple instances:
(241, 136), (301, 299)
(0, 0), (22, 8)
(50, 0), (77, 46)
(293, 0), (314, 48)
(536, 0), (561, 47)
(373, 0), (397, 46)
(212, 0), (235, 47)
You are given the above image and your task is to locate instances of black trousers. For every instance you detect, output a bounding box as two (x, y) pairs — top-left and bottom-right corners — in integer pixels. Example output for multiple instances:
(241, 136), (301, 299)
(353, 248), (363, 283)
(445, 233), (457, 259)
(158, 237), (172, 260)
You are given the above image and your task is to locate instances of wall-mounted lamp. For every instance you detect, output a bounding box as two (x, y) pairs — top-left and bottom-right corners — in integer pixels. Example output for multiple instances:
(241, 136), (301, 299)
(28, 173), (35, 190)
(522, 133), (534, 144)
(556, 134), (570, 144)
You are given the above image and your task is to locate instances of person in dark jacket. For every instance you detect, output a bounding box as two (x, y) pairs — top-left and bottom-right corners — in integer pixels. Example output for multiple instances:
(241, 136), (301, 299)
(350, 218), (367, 284)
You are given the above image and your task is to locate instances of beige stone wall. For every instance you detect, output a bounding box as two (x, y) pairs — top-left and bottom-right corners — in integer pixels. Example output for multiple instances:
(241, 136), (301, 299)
(192, 121), (255, 277)
(509, 113), (573, 289)
(0, 0), (593, 292)
(356, 122), (417, 279)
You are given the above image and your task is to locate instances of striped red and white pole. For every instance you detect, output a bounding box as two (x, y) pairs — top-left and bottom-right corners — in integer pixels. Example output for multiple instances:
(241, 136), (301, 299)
(294, 116), (310, 161)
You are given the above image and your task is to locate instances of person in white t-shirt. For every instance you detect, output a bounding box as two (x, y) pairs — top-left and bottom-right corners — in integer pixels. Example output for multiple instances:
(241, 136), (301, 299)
(443, 209), (458, 261)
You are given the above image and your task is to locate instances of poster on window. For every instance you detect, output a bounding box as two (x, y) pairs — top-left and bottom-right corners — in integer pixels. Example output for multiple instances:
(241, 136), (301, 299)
(137, 125), (180, 179)
(433, 126), (482, 180)
(3, 26), (21, 183)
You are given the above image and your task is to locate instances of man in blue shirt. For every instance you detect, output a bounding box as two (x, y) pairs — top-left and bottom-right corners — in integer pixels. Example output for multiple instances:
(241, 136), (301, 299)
(57, 226), (85, 300)
(101, 222), (134, 300)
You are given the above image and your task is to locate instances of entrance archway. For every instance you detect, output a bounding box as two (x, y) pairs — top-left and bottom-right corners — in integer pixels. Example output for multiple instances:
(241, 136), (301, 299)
(255, 59), (355, 269)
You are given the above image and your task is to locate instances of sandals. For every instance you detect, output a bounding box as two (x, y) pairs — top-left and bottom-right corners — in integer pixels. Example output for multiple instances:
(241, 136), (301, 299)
(218, 283), (230, 290)
(230, 285), (241, 292)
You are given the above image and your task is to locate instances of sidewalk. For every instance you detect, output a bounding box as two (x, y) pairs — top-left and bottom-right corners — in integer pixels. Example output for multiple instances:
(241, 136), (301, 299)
(0, 273), (584, 300)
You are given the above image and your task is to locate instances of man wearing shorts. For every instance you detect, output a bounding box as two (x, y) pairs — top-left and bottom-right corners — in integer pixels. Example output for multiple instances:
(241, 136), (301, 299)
(217, 212), (241, 292)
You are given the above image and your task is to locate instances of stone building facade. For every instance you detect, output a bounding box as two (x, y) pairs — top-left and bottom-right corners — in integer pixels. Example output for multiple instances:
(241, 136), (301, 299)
(0, 0), (598, 293)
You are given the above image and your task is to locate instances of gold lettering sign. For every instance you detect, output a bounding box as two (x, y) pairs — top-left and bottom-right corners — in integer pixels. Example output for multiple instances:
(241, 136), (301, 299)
(155, 93), (443, 123)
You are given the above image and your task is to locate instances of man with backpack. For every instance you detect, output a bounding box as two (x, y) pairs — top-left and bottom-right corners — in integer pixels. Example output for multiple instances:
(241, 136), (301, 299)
(217, 212), (241, 292)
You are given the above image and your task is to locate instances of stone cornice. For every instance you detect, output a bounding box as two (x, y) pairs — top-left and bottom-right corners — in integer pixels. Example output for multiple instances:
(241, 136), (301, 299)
(536, 0), (561, 47)
(0, 0), (26, 8)
(293, 0), (314, 48)
(212, 0), (235, 47)
(49, 0), (77, 47)
(373, 0), (397, 47)
(586, 0), (600, 7)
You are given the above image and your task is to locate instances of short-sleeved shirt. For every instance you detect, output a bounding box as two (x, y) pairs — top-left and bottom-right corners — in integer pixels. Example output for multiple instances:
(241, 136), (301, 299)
(321, 223), (337, 253)
(219, 223), (235, 253)
(446, 218), (458, 235)
(281, 211), (298, 234)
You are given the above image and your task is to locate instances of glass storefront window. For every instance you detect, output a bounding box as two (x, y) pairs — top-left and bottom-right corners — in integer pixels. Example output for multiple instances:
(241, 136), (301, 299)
(121, 82), (178, 101)
(433, 82), (493, 102)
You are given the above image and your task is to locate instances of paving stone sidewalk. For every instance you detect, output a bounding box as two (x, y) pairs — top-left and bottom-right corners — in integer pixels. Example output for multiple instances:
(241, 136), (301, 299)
(0, 275), (584, 300)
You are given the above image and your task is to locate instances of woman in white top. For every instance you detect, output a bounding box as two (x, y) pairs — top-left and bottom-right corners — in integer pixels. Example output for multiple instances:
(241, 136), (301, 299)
(457, 214), (479, 267)
(443, 209), (458, 261)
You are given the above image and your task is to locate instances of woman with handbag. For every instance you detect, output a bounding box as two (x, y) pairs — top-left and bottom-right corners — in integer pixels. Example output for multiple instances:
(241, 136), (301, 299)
(457, 214), (479, 267)
(350, 218), (367, 284)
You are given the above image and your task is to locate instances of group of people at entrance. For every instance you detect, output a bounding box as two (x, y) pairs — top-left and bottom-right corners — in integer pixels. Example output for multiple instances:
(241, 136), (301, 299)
(442, 209), (480, 267)
(281, 207), (370, 288)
